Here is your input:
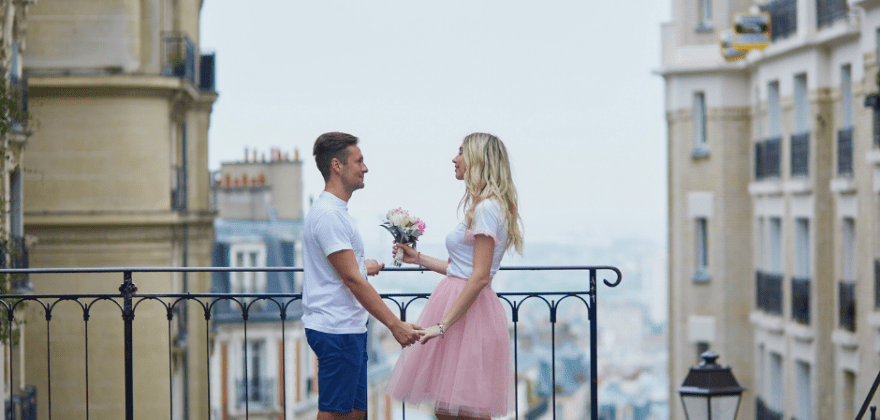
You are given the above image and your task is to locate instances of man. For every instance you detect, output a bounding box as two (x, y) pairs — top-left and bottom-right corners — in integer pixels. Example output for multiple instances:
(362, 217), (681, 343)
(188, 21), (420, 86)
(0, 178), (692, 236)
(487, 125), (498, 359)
(303, 132), (424, 420)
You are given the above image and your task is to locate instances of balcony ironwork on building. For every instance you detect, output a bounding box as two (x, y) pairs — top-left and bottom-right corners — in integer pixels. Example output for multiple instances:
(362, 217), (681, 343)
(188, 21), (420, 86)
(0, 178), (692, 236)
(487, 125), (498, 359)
(0, 265), (622, 420)
(0, 236), (30, 293)
(236, 378), (275, 410)
(791, 277), (810, 324)
(840, 280), (856, 331)
(838, 127), (854, 176)
(162, 33), (196, 84)
(761, 0), (797, 41)
(790, 132), (809, 176)
(756, 271), (783, 315)
(817, 0), (848, 28)
(755, 138), (781, 180)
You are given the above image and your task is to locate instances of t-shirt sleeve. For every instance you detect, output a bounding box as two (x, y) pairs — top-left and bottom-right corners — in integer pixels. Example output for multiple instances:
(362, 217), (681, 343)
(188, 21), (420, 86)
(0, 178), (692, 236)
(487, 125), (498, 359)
(465, 200), (503, 246)
(314, 211), (354, 256)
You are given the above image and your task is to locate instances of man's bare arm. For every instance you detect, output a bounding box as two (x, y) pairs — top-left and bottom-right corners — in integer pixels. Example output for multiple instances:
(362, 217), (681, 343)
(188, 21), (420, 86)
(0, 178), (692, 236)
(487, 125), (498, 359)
(327, 250), (423, 346)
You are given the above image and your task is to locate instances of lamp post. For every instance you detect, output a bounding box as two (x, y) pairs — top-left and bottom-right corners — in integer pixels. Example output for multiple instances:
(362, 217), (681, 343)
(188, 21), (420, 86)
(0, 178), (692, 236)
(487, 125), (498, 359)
(677, 351), (746, 420)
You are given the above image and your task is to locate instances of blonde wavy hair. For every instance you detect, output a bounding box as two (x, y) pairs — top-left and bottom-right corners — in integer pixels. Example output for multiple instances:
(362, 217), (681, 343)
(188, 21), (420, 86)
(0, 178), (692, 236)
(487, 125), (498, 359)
(459, 132), (524, 255)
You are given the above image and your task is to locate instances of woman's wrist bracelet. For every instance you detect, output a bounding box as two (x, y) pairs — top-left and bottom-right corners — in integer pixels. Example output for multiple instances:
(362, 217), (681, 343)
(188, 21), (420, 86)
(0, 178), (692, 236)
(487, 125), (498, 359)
(437, 323), (445, 339)
(417, 252), (422, 268)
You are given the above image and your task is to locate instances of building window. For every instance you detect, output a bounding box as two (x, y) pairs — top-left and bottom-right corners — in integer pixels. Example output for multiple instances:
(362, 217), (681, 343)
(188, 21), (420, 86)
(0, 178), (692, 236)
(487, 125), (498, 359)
(770, 353), (784, 413)
(794, 73), (809, 134)
(842, 64), (853, 127)
(230, 243), (267, 309)
(768, 81), (781, 137)
(843, 218), (855, 281)
(796, 361), (812, 420)
(795, 218), (810, 278)
(844, 370), (856, 420)
(694, 218), (709, 281)
(769, 217), (783, 274)
(698, 0), (713, 30)
(693, 92), (708, 156)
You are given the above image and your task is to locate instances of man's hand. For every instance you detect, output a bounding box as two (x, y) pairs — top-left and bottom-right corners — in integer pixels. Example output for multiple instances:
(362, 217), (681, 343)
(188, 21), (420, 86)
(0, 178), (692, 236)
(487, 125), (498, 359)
(390, 321), (425, 347)
(365, 259), (384, 276)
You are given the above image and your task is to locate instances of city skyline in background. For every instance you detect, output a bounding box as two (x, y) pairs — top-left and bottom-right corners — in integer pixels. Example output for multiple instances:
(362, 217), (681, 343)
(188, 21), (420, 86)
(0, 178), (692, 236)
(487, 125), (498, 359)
(200, 1), (673, 254)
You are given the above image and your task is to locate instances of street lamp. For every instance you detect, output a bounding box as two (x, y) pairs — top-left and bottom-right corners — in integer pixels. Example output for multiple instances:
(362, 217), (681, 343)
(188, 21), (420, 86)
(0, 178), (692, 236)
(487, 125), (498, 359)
(677, 351), (746, 420)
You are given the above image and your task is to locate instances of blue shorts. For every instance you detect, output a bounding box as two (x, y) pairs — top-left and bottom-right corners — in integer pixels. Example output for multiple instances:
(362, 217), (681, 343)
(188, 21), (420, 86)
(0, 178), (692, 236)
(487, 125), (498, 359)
(306, 329), (368, 413)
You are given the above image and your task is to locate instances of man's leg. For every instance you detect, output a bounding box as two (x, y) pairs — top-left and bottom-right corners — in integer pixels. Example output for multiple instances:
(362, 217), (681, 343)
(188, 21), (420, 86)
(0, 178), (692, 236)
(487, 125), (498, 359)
(307, 329), (368, 420)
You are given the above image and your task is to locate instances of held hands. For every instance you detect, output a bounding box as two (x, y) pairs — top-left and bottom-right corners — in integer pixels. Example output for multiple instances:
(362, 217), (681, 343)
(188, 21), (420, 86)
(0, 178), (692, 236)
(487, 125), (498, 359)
(391, 242), (419, 265)
(391, 321), (426, 347)
(365, 259), (384, 276)
(419, 324), (445, 344)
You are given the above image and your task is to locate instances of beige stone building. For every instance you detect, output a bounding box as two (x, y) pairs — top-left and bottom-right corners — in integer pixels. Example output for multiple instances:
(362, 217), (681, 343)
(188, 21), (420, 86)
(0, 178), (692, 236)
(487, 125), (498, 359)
(0, 0), (35, 414)
(17, 0), (218, 419)
(661, 0), (880, 419)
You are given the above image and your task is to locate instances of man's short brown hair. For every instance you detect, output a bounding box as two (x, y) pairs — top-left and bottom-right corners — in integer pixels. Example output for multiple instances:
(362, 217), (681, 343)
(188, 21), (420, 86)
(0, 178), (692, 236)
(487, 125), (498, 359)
(313, 132), (359, 182)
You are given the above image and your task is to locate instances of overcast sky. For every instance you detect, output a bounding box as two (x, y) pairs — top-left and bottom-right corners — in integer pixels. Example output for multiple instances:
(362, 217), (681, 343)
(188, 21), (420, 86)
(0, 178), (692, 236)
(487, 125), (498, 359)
(200, 1), (672, 258)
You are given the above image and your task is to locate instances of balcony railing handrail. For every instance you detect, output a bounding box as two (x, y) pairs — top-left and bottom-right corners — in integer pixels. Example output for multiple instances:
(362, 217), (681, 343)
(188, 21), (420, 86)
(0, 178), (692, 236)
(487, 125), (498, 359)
(0, 265), (622, 420)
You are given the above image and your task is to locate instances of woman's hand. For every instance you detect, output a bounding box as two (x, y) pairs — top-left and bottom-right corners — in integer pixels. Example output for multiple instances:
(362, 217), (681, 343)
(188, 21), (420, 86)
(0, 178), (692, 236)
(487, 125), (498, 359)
(419, 324), (445, 344)
(392, 242), (420, 265)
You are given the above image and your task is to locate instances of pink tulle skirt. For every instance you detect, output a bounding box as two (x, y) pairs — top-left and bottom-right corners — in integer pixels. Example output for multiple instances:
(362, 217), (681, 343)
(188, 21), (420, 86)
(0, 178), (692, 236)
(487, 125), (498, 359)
(386, 276), (514, 418)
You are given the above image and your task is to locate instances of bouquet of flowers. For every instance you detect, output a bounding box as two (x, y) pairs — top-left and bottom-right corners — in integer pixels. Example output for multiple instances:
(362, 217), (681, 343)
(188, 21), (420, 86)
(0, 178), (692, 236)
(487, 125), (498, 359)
(380, 208), (426, 267)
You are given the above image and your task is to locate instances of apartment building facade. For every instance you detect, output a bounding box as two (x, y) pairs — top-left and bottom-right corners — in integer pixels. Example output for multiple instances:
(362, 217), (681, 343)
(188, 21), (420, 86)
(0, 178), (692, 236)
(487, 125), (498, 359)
(662, 0), (880, 419)
(19, 0), (217, 418)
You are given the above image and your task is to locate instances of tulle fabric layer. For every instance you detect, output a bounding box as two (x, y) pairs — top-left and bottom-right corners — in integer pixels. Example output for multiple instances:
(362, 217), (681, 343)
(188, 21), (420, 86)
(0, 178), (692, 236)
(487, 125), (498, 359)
(387, 276), (514, 418)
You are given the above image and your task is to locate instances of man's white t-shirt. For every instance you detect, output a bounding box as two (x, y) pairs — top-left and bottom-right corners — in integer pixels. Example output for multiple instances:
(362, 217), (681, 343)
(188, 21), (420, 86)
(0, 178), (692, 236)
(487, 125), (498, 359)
(302, 191), (369, 334)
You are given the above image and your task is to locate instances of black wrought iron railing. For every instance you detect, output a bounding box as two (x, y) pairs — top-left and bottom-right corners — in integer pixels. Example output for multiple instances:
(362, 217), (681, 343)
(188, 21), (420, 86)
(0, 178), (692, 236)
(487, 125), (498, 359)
(755, 137), (782, 180)
(755, 396), (783, 420)
(791, 276), (810, 324)
(840, 280), (856, 331)
(757, 271), (783, 315)
(817, 0), (848, 28)
(838, 126), (854, 176)
(790, 132), (810, 177)
(855, 369), (880, 420)
(762, 0), (798, 41)
(236, 378), (275, 410)
(162, 34), (196, 84)
(0, 265), (621, 420)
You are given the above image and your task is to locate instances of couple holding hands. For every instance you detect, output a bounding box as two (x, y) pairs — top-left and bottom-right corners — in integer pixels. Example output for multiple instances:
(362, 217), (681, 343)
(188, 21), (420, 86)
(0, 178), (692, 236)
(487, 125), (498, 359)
(303, 132), (524, 420)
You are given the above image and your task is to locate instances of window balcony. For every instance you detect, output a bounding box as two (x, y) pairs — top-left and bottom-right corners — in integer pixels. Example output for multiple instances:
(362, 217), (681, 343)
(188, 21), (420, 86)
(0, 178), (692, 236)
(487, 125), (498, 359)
(840, 280), (856, 331)
(817, 0), (848, 28)
(838, 127), (854, 176)
(761, 0), (797, 41)
(791, 277), (810, 324)
(790, 132), (810, 177)
(757, 271), (784, 315)
(755, 137), (782, 180)
(7, 74), (28, 133)
(236, 377), (276, 410)
(0, 265), (624, 420)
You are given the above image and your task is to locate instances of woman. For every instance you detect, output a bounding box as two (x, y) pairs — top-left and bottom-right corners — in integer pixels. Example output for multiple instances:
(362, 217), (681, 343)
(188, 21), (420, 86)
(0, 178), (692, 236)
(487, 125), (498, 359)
(387, 133), (524, 419)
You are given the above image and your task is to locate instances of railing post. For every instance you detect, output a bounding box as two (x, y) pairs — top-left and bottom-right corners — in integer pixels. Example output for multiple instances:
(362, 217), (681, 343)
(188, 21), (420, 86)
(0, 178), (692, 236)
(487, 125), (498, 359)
(589, 269), (598, 420)
(119, 271), (137, 420)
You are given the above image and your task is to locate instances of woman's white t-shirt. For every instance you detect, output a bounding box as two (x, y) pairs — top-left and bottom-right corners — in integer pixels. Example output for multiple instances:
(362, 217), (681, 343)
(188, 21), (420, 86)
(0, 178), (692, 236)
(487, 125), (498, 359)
(446, 199), (509, 280)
